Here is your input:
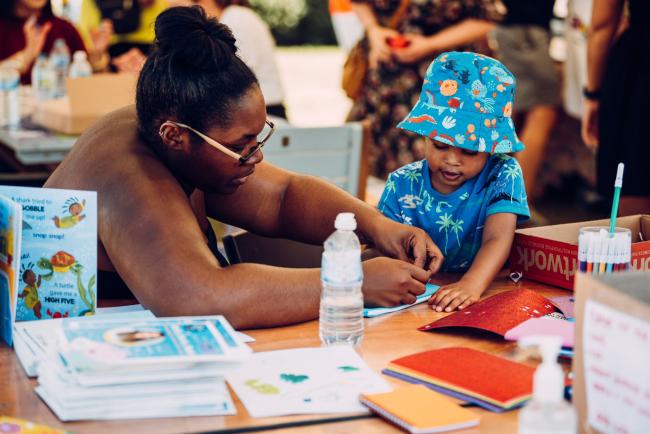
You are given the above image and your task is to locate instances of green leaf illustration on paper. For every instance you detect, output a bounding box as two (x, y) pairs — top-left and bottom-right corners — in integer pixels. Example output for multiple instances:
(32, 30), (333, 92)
(337, 366), (359, 372)
(244, 379), (279, 395)
(280, 373), (309, 383)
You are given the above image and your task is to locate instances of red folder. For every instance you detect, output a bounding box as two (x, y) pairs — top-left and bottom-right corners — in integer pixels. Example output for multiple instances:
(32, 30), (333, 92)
(419, 288), (557, 336)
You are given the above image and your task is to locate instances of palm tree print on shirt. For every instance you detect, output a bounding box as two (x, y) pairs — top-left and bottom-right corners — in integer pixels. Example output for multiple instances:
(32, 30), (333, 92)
(436, 213), (465, 253)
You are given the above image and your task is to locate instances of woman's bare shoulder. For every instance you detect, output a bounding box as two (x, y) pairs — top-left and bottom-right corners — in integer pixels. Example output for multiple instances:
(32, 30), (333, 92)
(46, 106), (179, 199)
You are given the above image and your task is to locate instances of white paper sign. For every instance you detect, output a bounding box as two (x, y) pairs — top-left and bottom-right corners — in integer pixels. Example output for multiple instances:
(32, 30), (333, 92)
(584, 300), (650, 434)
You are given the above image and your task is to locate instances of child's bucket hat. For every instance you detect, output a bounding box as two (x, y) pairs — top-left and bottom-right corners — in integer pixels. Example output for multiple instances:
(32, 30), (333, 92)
(397, 51), (524, 153)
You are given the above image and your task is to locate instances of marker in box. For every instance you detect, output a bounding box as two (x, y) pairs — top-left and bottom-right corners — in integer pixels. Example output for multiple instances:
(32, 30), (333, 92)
(578, 232), (588, 272)
(591, 233), (602, 275)
(585, 233), (595, 273)
(599, 236), (609, 274)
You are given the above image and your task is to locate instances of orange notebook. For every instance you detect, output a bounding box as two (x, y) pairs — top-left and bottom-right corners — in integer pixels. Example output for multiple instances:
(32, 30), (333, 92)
(360, 385), (480, 433)
(0, 417), (69, 434)
(384, 347), (535, 412)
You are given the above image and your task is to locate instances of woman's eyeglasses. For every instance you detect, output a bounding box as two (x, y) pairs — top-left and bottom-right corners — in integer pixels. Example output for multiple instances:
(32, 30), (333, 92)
(159, 119), (275, 163)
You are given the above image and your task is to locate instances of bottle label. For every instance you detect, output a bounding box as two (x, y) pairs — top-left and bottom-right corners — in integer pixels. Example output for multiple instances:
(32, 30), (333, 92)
(321, 250), (363, 284)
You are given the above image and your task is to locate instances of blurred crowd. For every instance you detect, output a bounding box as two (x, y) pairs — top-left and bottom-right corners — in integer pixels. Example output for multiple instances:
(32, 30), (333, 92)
(1, 0), (648, 217)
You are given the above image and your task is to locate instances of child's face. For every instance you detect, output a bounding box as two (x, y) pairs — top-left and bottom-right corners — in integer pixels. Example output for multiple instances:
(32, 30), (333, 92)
(426, 139), (488, 194)
(69, 203), (82, 216)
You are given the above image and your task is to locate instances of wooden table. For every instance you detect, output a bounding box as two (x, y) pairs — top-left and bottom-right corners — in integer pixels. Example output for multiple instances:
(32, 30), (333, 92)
(0, 275), (572, 434)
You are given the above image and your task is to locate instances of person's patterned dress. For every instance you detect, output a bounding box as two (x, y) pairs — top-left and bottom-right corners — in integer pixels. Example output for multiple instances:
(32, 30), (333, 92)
(348, 0), (501, 178)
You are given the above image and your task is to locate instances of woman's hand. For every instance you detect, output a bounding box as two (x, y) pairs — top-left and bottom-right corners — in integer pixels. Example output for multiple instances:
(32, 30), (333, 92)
(366, 217), (444, 273)
(362, 257), (431, 307)
(391, 33), (436, 64)
(582, 99), (600, 150)
(21, 16), (52, 69)
(367, 25), (400, 68)
(90, 19), (113, 56)
(111, 48), (147, 73)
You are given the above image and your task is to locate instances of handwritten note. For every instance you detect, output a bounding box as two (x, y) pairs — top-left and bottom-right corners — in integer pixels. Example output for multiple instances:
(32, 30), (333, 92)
(583, 300), (650, 434)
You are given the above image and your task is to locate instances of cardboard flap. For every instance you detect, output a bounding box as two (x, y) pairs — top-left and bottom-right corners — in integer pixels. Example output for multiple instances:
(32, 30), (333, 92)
(515, 215), (647, 244)
(66, 73), (137, 116)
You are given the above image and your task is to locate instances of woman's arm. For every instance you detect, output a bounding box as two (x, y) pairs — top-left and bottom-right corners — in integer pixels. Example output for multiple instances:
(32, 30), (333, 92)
(208, 162), (443, 273)
(351, 2), (399, 68)
(581, 0), (625, 147)
(429, 212), (516, 312)
(393, 19), (495, 64)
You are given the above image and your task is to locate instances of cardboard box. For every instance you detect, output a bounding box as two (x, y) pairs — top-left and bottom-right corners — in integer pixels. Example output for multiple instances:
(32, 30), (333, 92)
(509, 215), (650, 290)
(32, 73), (137, 135)
(573, 272), (650, 434)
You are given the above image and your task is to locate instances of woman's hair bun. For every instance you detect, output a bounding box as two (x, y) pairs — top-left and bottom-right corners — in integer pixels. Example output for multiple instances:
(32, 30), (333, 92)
(154, 6), (238, 71)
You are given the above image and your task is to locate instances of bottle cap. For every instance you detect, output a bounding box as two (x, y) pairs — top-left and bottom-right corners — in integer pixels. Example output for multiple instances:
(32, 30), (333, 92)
(73, 51), (87, 62)
(334, 213), (356, 231)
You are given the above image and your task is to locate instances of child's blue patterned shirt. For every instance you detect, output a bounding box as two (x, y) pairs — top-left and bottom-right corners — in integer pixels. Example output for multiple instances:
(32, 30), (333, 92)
(377, 155), (530, 272)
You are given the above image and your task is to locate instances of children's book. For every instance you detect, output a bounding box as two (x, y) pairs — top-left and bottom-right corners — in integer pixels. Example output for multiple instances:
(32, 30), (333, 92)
(418, 289), (557, 336)
(383, 347), (535, 412)
(364, 283), (440, 318)
(0, 416), (69, 434)
(504, 316), (575, 348)
(56, 315), (251, 371)
(0, 186), (97, 327)
(360, 384), (480, 433)
(0, 194), (21, 345)
(226, 346), (391, 417)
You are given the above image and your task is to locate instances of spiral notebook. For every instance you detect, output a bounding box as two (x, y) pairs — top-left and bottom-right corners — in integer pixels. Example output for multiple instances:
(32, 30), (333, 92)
(360, 384), (480, 433)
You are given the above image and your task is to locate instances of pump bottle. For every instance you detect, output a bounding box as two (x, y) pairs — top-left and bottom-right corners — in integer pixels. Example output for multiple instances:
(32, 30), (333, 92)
(518, 336), (577, 434)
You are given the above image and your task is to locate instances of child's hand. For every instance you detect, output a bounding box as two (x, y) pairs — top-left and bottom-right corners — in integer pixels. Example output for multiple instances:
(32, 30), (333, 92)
(428, 281), (484, 312)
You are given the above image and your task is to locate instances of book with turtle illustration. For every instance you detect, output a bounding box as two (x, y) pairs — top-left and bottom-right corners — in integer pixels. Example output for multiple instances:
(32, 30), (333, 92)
(0, 194), (22, 345)
(0, 186), (97, 324)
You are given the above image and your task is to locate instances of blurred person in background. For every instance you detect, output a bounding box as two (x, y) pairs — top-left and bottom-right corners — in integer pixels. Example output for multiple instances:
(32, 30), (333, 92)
(491, 0), (560, 223)
(77, 0), (167, 73)
(0, 0), (106, 82)
(347, 0), (500, 179)
(582, 0), (650, 215)
(167, 0), (287, 119)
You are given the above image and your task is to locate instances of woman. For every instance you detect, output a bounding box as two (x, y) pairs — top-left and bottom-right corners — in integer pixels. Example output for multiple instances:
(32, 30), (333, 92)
(582, 0), (650, 214)
(0, 0), (102, 83)
(348, 0), (500, 178)
(168, 0), (287, 119)
(45, 6), (443, 329)
(78, 0), (167, 72)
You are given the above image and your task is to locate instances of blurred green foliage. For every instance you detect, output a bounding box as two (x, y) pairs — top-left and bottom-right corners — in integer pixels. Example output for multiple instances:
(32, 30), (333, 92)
(250, 0), (337, 46)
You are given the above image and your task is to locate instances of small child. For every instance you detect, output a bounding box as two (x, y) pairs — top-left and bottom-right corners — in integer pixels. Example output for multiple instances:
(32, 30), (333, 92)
(378, 51), (530, 312)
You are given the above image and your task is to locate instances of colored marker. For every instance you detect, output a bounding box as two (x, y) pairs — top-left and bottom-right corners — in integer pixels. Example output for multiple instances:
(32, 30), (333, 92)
(586, 232), (595, 273)
(578, 232), (588, 272)
(591, 232), (603, 275)
(599, 236), (609, 274)
(609, 163), (624, 235)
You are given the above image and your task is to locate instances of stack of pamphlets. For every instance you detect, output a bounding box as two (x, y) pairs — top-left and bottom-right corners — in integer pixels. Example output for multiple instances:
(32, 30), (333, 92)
(33, 315), (250, 421)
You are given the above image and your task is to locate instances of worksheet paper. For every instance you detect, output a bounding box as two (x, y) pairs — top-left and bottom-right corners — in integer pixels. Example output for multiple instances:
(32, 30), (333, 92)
(583, 300), (650, 434)
(226, 346), (391, 417)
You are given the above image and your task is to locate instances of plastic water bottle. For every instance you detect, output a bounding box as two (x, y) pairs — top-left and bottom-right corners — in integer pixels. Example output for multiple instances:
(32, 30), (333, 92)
(49, 38), (70, 98)
(0, 62), (21, 128)
(319, 212), (364, 346)
(68, 51), (92, 79)
(31, 54), (55, 101)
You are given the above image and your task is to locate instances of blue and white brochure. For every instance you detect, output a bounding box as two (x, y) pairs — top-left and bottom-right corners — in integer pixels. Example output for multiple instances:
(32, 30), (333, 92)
(0, 186), (97, 322)
(58, 316), (251, 371)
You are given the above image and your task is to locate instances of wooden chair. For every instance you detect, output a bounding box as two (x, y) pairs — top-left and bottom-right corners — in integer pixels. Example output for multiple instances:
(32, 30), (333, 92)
(223, 229), (323, 268)
(262, 121), (370, 200)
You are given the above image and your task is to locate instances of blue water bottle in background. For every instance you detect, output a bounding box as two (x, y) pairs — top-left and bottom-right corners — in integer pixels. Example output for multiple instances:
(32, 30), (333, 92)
(49, 38), (70, 98)
(68, 51), (92, 79)
(319, 212), (364, 346)
(0, 62), (21, 128)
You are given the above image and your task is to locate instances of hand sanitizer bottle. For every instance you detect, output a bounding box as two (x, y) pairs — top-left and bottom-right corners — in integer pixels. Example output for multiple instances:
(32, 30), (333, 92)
(518, 336), (577, 434)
